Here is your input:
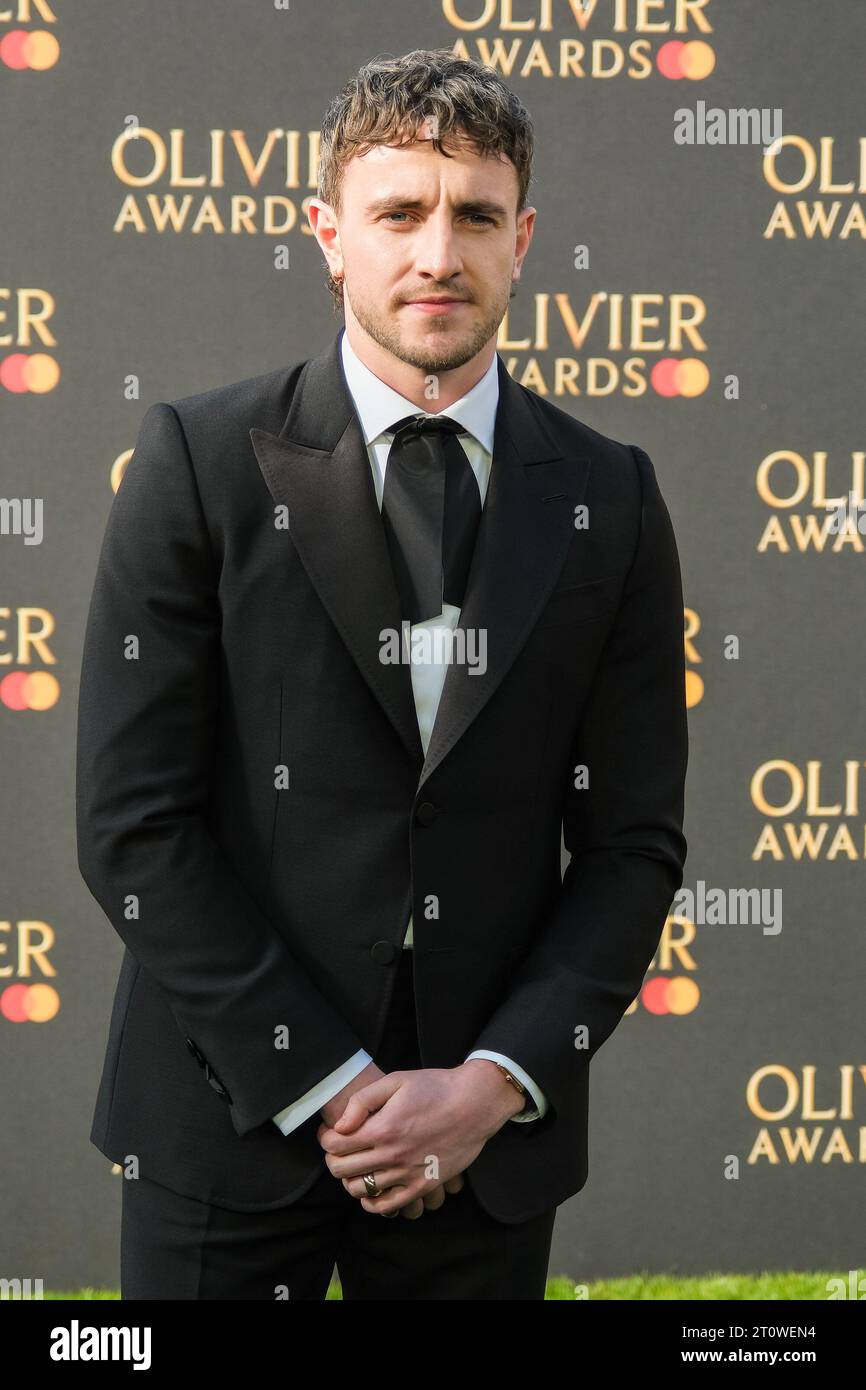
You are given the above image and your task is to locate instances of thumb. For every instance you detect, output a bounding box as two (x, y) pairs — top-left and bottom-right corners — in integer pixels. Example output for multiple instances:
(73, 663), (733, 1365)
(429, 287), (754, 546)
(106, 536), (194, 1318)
(335, 1073), (402, 1132)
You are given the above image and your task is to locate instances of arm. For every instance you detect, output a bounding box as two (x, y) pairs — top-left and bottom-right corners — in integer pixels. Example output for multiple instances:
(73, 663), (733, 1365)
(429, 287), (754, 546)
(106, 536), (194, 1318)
(467, 444), (688, 1120)
(464, 1050), (547, 1122)
(273, 1049), (373, 1135)
(76, 403), (367, 1138)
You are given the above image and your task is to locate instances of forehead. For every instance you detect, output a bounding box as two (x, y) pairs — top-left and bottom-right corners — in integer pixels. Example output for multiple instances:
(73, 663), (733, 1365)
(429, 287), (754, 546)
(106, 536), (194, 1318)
(340, 135), (518, 202)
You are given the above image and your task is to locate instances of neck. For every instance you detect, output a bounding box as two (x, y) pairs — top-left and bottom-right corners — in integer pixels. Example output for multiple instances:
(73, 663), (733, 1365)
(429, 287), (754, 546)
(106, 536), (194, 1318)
(343, 320), (495, 411)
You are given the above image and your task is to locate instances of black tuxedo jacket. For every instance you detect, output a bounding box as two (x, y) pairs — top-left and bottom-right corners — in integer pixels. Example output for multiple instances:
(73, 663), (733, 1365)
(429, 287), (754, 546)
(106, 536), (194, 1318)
(76, 330), (688, 1224)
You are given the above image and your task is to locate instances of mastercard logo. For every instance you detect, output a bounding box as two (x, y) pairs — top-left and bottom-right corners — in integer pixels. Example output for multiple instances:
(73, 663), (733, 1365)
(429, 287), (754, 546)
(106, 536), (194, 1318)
(650, 358), (709, 397)
(0, 354), (60, 393)
(0, 29), (59, 69)
(685, 668), (704, 708)
(1, 983), (60, 1022)
(657, 41), (716, 80)
(0, 671), (60, 710)
(641, 976), (701, 1015)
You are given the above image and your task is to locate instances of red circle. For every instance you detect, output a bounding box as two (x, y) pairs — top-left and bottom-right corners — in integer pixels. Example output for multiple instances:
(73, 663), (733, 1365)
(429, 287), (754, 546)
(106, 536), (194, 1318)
(657, 41), (685, 79)
(651, 358), (681, 396)
(0, 354), (31, 392)
(642, 977), (670, 1014)
(0, 671), (30, 709)
(0, 31), (30, 69)
(1, 985), (31, 1022)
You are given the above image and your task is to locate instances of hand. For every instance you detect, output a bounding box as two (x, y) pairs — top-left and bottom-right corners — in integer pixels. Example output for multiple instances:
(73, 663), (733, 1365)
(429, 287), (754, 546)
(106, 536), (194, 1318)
(391, 1172), (466, 1221)
(319, 1060), (385, 1131)
(319, 1062), (466, 1219)
(316, 1060), (524, 1217)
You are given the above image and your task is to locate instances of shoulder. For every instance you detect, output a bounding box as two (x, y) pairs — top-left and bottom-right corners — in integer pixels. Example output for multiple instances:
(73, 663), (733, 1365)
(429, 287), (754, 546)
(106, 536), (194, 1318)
(160, 359), (306, 447)
(512, 376), (649, 498)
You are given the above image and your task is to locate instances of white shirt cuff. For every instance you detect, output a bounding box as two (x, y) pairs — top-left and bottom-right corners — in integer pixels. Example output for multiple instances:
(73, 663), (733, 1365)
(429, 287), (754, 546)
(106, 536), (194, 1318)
(272, 1049), (373, 1136)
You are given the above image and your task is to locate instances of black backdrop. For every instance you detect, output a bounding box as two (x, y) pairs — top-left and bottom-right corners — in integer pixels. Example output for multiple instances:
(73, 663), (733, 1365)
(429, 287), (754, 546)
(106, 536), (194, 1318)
(1, 0), (863, 1289)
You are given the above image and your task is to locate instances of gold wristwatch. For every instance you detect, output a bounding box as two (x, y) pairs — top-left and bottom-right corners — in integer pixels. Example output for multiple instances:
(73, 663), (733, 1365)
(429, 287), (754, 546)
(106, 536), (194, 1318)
(492, 1062), (528, 1110)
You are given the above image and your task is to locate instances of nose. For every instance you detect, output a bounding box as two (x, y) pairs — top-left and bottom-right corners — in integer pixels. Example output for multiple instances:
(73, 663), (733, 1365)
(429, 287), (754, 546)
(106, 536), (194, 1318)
(413, 208), (463, 283)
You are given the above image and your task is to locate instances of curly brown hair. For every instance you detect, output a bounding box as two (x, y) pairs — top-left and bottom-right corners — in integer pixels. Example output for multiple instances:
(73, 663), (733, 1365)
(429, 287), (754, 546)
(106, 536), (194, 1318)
(316, 47), (535, 311)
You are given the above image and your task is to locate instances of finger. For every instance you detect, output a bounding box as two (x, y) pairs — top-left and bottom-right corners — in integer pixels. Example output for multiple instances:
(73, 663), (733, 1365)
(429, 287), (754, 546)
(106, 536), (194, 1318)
(399, 1197), (425, 1220)
(334, 1074), (404, 1132)
(342, 1168), (405, 1200)
(333, 1095), (377, 1135)
(443, 1174), (464, 1194)
(327, 1147), (400, 1178)
(320, 1124), (384, 1157)
(422, 1185), (446, 1210)
(361, 1185), (422, 1218)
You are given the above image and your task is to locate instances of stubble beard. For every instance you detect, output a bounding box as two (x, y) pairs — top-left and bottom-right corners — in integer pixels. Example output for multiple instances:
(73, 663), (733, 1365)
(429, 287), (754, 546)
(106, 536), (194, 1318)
(345, 276), (515, 375)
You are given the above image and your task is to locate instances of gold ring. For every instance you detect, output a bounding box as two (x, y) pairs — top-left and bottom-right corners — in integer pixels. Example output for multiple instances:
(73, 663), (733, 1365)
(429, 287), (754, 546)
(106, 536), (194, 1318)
(363, 1173), (382, 1198)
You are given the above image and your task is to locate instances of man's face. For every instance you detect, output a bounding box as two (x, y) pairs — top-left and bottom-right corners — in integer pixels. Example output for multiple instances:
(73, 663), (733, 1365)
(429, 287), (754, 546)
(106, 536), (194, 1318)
(314, 133), (535, 374)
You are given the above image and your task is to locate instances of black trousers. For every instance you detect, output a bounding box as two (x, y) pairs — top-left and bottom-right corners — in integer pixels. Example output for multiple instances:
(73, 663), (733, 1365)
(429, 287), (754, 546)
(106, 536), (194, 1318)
(120, 950), (558, 1300)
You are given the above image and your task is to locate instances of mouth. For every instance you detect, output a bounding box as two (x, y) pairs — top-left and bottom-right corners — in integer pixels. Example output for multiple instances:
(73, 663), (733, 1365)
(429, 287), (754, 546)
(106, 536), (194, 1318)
(404, 298), (468, 315)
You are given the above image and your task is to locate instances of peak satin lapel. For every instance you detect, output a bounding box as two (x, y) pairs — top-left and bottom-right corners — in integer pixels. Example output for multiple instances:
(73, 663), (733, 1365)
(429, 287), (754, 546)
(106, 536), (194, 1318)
(249, 333), (591, 791)
(251, 411), (426, 769)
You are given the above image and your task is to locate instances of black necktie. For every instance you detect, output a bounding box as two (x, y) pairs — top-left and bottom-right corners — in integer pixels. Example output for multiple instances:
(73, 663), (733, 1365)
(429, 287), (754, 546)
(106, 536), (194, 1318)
(380, 413), (483, 625)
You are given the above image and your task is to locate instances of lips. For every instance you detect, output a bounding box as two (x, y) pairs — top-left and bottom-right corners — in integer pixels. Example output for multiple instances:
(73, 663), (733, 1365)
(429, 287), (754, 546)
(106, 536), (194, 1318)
(405, 298), (467, 310)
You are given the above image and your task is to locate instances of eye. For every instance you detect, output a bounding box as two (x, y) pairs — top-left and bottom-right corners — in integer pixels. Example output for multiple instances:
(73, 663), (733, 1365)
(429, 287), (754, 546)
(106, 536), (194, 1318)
(380, 212), (495, 226)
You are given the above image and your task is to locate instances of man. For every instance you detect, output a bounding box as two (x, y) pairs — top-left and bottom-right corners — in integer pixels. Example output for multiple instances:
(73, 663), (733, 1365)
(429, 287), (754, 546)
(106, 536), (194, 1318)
(77, 48), (688, 1301)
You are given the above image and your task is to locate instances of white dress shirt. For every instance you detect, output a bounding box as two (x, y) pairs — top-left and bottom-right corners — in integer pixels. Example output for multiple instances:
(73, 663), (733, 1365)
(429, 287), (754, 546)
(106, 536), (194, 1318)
(272, 329), (548, 1135)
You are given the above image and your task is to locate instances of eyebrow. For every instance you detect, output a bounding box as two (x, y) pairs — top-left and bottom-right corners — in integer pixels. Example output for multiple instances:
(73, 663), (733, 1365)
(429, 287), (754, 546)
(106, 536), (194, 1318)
(365, 194), (509, 219)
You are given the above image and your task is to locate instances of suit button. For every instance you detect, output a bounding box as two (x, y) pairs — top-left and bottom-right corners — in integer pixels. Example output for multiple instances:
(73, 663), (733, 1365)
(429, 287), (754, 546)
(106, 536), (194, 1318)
(204, 1064), (232, 1104)
(370, 940), (397, 965)
(415, 801), (437, 826)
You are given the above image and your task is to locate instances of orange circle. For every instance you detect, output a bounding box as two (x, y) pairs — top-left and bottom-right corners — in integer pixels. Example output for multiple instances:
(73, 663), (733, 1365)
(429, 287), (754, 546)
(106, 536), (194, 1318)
(685, 669), (704, 708)
(675, 359), (710, 397)
(26, 984), (61, 1022)
(24, 30), (60, 70)
(23, 671), (60, 710)
(111, 449), (135, 494)
(24, 354), (61, 393)
(681, 41), (715, 80)
(666, 976), (700, 1015)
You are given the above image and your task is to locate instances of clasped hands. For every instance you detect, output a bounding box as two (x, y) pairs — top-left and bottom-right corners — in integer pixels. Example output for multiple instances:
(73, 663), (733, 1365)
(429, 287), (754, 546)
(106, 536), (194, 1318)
(316, 1059), (525, 1220)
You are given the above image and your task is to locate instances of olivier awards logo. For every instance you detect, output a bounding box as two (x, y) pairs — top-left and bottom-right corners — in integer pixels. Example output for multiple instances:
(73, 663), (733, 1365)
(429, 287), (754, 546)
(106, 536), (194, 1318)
(751, 760), (866, 861)
(496, 290), (710, 398)
(0, 0), (59, 71)
(112, 123), (322, 236)
(625, 909), (700, 1017)
(756, 449), (865, 555)
(763, 136), (866, 241)
(0, 919), (60, 1023)
(0, 287), (60, 393)
(747, 1065), (866, 1166)
(445, 0), (716, 82)
(0, 604), (59, 711)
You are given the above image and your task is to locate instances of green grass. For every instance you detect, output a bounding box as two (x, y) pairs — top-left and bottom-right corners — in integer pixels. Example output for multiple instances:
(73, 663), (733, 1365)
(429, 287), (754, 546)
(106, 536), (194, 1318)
(40, 1273), (843, 1301)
